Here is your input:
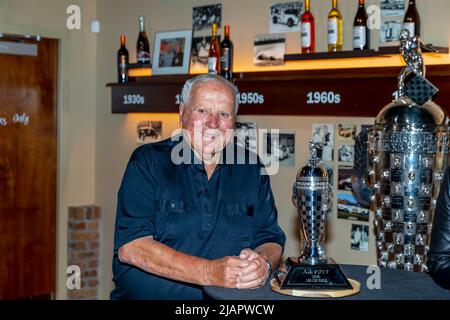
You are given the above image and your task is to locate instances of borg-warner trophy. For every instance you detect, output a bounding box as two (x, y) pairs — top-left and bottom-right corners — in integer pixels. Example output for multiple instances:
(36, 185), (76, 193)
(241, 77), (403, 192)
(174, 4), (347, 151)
(272, 142), (357, 296)
(353, 30), (450, 272)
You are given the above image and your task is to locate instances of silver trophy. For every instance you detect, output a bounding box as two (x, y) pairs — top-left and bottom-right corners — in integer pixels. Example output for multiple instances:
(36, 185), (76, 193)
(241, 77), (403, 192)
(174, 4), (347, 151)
(277, 142), (352, 290)
(356, 30), (450, 272)
(293, 142), (332, 265)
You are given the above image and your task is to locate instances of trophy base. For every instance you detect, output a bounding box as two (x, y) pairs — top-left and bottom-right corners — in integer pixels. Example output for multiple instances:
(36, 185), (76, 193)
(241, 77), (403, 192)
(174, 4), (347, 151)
(270, 277), (360, 298)
(276, 257), (354, 291)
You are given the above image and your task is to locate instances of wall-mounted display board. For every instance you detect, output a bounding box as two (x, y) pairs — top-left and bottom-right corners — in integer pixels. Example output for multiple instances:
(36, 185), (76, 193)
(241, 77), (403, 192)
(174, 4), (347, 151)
(107, 65), (450, 117)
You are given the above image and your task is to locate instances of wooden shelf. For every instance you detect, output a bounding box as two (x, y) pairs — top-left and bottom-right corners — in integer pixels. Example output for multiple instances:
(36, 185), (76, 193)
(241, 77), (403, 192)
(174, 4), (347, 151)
(285, 50), (381, 61)
(107, 65), (450, 116)
(129, 62), (152, 68)
(285, 45), (449, 61)
(378, 45), (449, 55)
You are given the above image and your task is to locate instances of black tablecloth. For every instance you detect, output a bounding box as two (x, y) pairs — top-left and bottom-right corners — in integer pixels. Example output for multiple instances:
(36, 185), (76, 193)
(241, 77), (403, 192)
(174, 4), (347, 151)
(203, 264), (450, 300)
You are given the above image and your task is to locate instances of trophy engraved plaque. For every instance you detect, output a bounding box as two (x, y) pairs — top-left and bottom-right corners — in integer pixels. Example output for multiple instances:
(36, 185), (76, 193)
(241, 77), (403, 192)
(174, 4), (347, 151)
(354, 30), (450, 272)
(272, 142), (358, 297)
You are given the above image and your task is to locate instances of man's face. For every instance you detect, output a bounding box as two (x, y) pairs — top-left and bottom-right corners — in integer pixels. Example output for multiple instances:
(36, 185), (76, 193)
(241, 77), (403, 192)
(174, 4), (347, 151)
(180, 81), (235, 161)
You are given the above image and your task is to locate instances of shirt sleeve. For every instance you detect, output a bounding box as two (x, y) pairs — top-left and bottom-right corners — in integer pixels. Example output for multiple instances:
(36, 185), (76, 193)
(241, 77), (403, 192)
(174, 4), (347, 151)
(113, 147), (157, 252)
(251, 167), (286, 252)
(427, 166), (450, 290)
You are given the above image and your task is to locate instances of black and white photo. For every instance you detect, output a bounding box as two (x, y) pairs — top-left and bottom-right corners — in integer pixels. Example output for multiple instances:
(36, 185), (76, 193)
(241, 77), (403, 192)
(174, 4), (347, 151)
(235, 122), (257, 153)
(190, 35), (221, 72)
(269, 1), (302, 33)
(312, 123), (334, 161)
(351, 224), (369, 251)
(380, 0), (405, 18)
(338, 166), (353, 191)
(254, 34), (285, 66)
(265, 131), (295, 167)
(193, 4), (222, 32)
(338, 144), (355, 163)
(137, 121), (162, 144)
(337, 193), (369, 222)
(380, 20), (402, 43)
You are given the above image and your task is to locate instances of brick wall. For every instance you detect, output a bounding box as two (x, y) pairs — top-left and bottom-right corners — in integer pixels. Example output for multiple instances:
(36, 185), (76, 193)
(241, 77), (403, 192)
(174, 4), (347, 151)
(67, 205), (101, 299)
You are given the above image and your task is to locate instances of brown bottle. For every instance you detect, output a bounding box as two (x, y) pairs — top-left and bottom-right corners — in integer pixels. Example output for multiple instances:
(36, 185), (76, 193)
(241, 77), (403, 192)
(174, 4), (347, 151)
(220, 25), (233, 80)
(208, 23), (221, 74)
(403, 0), (421, 37)
(117, 35), (129, 83)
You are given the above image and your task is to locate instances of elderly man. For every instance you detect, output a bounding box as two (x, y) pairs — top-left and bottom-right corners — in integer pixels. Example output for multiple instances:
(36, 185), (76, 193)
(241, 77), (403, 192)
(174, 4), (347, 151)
(110, 74), (286, 299)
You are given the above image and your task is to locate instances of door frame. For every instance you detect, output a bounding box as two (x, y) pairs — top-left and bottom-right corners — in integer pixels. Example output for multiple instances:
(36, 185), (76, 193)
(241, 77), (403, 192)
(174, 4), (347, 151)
(0, 22), (71, 300)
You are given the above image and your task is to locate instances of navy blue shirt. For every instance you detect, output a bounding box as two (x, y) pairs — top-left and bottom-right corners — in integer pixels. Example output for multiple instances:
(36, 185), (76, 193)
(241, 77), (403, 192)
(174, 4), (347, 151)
(110, 135), (286, 300)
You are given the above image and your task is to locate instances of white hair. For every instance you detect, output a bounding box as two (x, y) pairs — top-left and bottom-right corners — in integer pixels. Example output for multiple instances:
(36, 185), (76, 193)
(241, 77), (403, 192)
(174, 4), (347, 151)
(180, 74), (239, 115)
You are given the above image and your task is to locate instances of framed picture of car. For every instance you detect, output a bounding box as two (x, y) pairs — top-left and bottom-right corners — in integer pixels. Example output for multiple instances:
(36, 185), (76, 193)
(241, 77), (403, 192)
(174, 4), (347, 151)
(380, 0), (405, 18)
(253, 34), (285, 66)
(137, 121), (162, 144)
(264, 131), (295, 167)
(269, 1), (302, 33)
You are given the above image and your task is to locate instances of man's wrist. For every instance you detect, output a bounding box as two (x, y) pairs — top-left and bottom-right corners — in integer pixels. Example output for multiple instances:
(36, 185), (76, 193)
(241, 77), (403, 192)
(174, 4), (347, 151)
(262, 255), (273, 276)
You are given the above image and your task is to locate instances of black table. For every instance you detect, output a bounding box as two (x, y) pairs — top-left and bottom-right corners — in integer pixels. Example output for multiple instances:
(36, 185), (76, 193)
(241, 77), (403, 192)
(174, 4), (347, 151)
(203, 264), (450, 300)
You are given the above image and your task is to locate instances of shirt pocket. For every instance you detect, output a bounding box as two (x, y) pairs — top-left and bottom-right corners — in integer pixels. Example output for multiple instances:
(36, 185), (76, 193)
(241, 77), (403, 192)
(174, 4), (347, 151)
(155, 199), (190, 240)
(225, 203), (254, 245)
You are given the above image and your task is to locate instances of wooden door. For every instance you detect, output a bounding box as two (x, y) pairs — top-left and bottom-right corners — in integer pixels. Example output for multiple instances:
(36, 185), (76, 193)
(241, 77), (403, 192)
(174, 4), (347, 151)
(0, 37), (57, 299)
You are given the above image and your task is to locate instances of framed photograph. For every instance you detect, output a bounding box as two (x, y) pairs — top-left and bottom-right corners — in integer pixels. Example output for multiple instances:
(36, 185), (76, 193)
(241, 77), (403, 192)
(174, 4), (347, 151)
(337, 193), (369, 222)
(254, 34), (286, 66)
(193, 4), (222, 32)
(137, 121), (162, 144)
(337, 124), (356, 142)
(338, 166), (353, 191)
(265, 131), (295, 167)
(190, 35), (221, 73)
(380, 20), (402, 43)
(152, 29), (193, 75)
(269, 1), (303, 34)
(351, 224), (369, 251)
(312, 123), (334, 161)
(338, 144), (355, 163)
(380, 0), (405, 18)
